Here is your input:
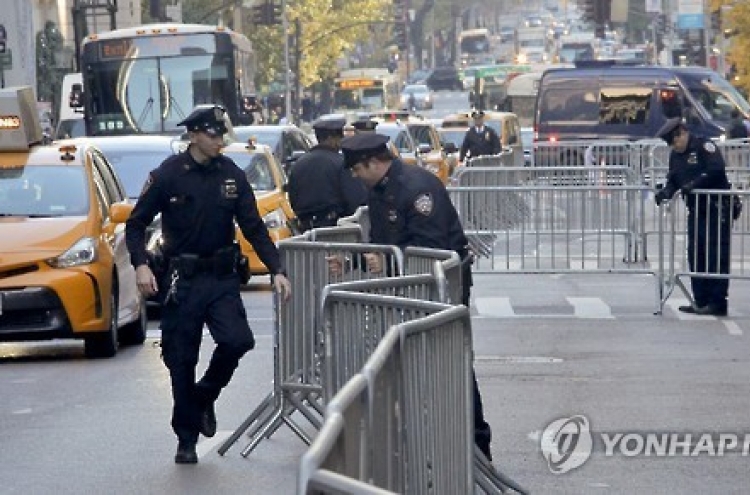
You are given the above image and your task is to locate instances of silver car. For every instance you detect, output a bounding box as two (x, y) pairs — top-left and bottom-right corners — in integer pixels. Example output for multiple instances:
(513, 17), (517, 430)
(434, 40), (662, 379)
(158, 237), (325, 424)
(399, 84), (434, 110)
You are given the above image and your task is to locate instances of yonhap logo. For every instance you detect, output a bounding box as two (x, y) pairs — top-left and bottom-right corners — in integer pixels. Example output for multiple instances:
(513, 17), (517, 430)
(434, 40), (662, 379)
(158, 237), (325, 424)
(541, 415), (593, 474)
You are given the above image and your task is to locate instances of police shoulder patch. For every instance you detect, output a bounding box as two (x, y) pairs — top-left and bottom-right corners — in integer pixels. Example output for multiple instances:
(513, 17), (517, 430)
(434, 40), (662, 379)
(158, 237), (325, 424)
(413, 193), (433, 216)
(704, 141), (716, 153)
(140, 173), (154, 197)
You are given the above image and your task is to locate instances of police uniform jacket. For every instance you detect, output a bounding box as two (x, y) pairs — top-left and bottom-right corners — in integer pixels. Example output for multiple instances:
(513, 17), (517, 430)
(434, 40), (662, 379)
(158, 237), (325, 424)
(663, 134), (730, 211)
(459, 126), (502, 162)
(287, 144), (367, 220)
(125, 149), (284, 274)
(368, 158), (469, 258)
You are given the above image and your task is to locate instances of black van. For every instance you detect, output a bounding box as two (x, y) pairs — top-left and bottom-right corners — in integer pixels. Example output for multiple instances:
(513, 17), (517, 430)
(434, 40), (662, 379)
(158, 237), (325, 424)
(534, 64), (750, 143)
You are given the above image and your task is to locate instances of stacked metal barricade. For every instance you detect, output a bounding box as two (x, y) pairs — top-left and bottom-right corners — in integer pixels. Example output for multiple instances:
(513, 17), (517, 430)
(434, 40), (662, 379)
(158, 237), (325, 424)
(219, 217), (527, 494)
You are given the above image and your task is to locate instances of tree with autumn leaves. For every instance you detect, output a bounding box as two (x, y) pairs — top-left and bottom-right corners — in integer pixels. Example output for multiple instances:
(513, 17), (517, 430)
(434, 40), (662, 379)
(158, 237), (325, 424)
(711, 0), (750, 95)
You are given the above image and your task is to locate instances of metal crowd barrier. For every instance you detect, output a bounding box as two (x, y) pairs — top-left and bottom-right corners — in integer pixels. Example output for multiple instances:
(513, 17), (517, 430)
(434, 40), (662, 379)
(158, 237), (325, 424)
(219, 238), (403, 456)
(659, 189), (750, 308)
(465, 152), (515, 168)
(338, 206), (371, 242)
(299, 299), (527, 495)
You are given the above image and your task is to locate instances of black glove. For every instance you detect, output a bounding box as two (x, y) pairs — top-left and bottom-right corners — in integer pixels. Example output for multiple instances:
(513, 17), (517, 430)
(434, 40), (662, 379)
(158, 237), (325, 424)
(654, 188), (669, 206)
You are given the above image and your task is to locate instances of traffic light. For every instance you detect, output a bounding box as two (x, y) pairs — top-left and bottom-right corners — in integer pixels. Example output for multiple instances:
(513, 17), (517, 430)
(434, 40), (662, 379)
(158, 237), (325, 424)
(580, 0), (596, 23)
(252, 4), (266, 25)
(394, 21), (407, 51)
(0, 24), (6, 54)
(270, 3), (282, 25)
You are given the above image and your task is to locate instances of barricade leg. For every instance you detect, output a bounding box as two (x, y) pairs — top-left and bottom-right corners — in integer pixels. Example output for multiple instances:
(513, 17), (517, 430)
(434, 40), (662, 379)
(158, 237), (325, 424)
(473, 446), (529, 494)
(218, 391), (277, 456)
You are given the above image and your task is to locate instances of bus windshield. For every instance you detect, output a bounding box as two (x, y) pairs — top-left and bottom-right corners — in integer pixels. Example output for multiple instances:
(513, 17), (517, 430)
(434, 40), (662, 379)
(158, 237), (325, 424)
(81, 26), (255, 136)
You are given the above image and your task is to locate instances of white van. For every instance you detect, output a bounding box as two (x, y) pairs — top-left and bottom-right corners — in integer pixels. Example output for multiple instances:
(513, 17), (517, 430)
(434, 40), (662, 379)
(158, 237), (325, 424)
(54, 73), (85, 139)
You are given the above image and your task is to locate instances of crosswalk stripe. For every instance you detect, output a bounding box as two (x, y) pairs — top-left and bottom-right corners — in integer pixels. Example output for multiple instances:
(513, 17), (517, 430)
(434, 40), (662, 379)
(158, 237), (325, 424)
(566, 297), (614, 319)
(474, 297), (515, 317)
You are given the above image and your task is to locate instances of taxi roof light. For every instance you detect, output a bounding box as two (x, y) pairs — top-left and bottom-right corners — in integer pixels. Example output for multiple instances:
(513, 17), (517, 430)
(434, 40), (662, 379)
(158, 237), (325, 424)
(0, 86), (43, 151)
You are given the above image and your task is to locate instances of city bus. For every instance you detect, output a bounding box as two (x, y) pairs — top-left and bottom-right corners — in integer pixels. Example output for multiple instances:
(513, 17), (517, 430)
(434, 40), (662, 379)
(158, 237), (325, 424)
(78, 23), (257, 136)
(459, 28), (493, 66)
(332, 68), (400, 113)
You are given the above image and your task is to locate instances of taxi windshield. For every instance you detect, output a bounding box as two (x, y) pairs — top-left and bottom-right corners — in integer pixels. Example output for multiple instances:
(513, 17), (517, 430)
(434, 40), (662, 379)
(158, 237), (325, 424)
(222, 150), (276, 192)
(0, 166), (88, 217)
(104, 148), (171, 199)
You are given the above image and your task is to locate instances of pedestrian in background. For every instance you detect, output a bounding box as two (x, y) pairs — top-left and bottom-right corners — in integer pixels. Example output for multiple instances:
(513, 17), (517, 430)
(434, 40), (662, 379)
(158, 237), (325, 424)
(333, 132), (494, 461)
(125, 105), (291, 464)
(287, 117), (367, 232)
(654, 117), (733, 316)
(459, 110), (502, 163)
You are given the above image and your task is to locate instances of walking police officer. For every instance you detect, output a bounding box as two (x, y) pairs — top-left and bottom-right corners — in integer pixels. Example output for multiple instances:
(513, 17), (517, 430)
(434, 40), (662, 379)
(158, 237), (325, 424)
(655, 117), (733, 316)
(125, 105), (292, 464)
(459, 110), (502, 163)
(334, 132), (494, 461)
(287, 117), (367, 232)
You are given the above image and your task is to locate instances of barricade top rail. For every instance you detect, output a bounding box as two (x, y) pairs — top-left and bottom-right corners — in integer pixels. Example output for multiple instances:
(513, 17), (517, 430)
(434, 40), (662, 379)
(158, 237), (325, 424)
(308, 224), (363, 243)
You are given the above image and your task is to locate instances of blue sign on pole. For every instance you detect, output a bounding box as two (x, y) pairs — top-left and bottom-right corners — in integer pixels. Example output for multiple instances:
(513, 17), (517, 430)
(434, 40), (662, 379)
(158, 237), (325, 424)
(677, 13), (704, 30)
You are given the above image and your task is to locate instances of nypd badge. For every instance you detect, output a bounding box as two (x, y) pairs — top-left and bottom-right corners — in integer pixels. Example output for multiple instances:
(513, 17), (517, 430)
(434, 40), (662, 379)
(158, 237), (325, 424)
(703, 141), (716, 153)
(414, 193), (433, 216)
(222, 178), (238, 199)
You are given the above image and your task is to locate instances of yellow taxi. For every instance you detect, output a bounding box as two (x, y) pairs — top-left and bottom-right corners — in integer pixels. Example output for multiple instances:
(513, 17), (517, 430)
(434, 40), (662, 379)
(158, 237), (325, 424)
(441, 110), (525, 167)
(0, 87), (146, 358)
(219, 140), (297, 275)
(371, 113), (452, 184)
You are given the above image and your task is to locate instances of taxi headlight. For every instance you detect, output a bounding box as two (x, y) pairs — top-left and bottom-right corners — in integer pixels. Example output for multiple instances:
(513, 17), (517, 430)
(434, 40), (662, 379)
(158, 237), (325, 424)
(48, 237), (97, 268)
(263, 208), (287, 229)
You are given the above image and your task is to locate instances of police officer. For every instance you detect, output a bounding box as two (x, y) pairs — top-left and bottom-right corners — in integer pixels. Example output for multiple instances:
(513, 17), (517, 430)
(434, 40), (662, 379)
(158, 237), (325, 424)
(459, 110), (502, 163)
(287, 117), (367, 232)
(125, 105), (292, 464)
(654, 117), (732, 316)
(335, 132), (494, 461)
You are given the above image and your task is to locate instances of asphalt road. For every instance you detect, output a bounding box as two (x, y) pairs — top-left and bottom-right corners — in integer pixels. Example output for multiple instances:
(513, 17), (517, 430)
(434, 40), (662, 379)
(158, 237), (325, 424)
(2, 270), (750, 494)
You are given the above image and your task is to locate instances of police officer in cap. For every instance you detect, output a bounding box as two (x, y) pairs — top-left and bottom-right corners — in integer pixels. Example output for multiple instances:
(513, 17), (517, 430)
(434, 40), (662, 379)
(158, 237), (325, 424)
(287, 117), (367, 232)
(125, 105), (292, 464)
(654, 117), (732, 316)
(459, 110), (502, 163)
(331, 132), (494, 461)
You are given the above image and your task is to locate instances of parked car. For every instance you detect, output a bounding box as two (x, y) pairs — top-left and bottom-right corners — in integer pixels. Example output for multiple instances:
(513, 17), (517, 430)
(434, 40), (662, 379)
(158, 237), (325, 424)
(404, 119), (452, 183)
(426, 66), (462, 91)
(399, 84), (434, 110)
(233, 124), (313, 174)
(0, 87), (147, 358)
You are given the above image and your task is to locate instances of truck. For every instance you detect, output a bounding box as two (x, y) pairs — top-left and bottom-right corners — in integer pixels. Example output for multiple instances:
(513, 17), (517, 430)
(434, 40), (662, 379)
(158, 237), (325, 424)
(54, 72), (85, 139)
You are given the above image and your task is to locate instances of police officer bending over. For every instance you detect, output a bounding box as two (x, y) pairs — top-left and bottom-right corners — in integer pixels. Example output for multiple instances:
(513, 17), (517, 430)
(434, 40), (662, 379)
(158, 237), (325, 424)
(459, 110), (502, 163)
(287, 117), (367, 232)
(330, 132), (494, 461)
(654, 117), (733, 316)
(125, 105), (292, 464)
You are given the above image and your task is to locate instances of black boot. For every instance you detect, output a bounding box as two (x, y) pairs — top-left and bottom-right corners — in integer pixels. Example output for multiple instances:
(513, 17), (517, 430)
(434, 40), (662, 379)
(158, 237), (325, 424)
(175, 441), (198, 464)
(200, 402), (217, 438)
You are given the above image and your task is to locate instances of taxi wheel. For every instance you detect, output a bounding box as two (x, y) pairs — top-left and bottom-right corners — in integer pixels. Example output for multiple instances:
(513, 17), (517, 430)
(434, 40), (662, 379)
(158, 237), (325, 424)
(84, 286), (119, 359)
(119, 298), (147, 346)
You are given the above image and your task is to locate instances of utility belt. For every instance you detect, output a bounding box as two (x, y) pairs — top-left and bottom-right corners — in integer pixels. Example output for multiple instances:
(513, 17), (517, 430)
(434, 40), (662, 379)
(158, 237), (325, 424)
(167, 244), (250, 282)
(297, 209), (340, 231)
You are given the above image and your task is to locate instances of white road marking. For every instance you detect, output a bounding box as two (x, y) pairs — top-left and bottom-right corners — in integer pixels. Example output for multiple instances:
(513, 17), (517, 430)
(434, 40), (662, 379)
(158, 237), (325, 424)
(566, 297), (614, 319)
(196, 430), (233, 458)
(474, 297), (515, 317)
(724, 320), (743, 336)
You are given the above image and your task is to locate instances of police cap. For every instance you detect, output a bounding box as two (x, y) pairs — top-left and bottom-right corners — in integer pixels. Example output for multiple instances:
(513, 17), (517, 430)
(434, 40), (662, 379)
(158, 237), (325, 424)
(656, 117), (684, 145)
(471, 110), (485, 118)
(352, 119), (379, 132)
(341, 133), (390, 169)
(312, 117), (346, 132)
(178, 105), (228, 136)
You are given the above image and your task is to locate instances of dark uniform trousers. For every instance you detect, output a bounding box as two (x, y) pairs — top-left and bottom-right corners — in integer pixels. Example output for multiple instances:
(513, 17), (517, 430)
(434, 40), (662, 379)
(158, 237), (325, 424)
(159, 271), (255, 444)
(687, 200), (731, 309)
